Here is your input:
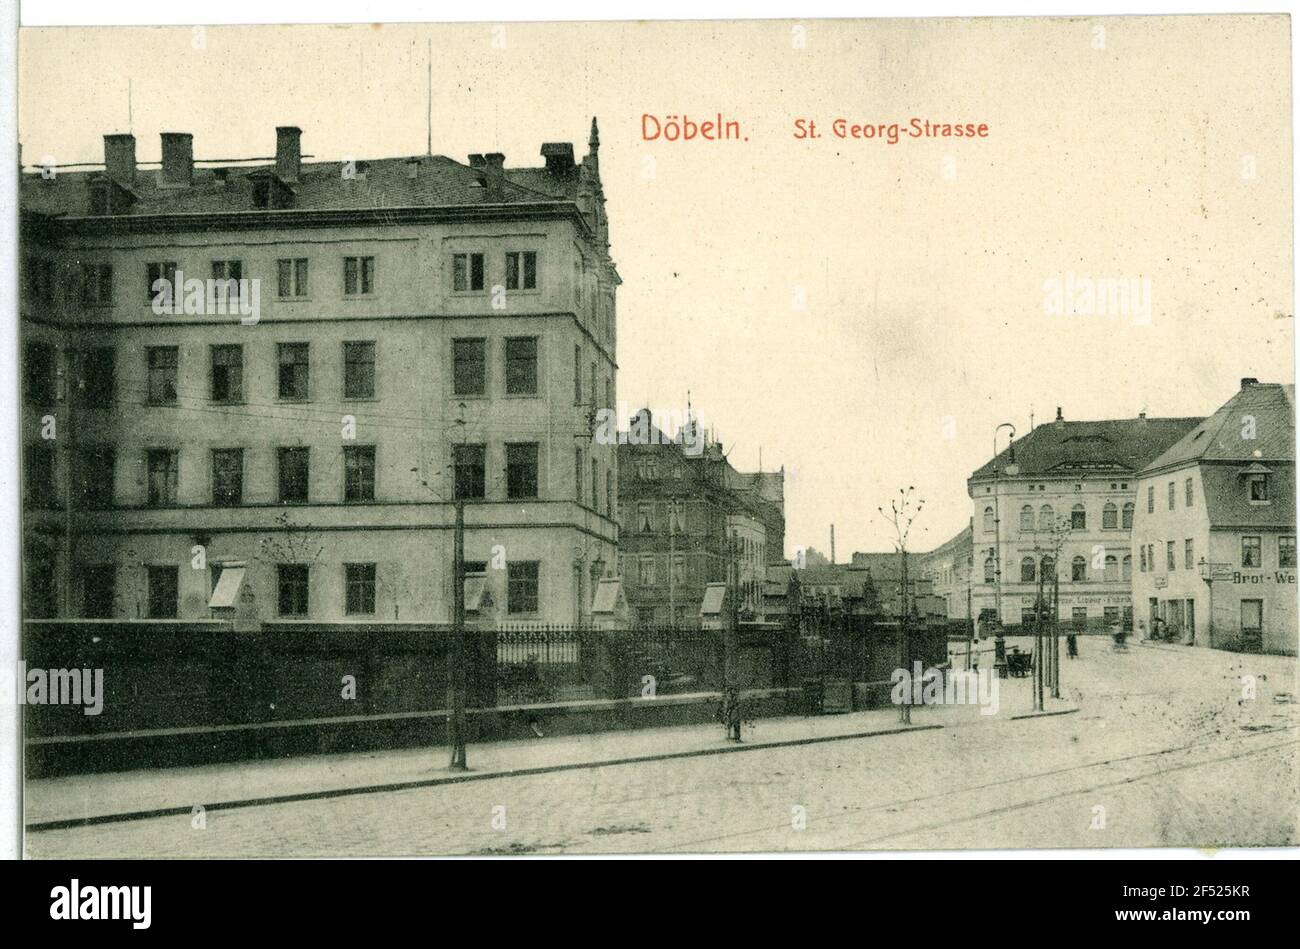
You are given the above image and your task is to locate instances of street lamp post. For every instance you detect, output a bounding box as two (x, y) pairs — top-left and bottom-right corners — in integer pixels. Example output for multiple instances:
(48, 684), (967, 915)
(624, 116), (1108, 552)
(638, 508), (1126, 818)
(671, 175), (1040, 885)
(991, 422), (1016, 678)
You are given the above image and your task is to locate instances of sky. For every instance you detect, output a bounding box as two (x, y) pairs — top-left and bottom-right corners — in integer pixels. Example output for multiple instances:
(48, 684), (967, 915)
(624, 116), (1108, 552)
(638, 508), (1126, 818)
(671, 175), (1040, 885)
(18, 16), (1294, 558)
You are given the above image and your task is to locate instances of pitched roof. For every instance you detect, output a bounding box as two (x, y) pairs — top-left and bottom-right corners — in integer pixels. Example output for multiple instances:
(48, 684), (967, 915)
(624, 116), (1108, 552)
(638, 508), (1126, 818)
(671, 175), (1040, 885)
(1199, 463), (1295, 529)
(1142, 383), (1295, 471)
(20, 154), (583, 219)
(969, 416), (1202, 481)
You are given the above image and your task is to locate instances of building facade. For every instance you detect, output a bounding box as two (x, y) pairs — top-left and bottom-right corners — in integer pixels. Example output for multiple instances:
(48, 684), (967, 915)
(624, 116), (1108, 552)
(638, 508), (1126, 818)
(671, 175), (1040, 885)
(1130, 380), (1296, 655)
(967, 408), (1201, 632)
(21, 122), (620, 626)
(616, 411), (784, 626)
(915, 521), (974, 621)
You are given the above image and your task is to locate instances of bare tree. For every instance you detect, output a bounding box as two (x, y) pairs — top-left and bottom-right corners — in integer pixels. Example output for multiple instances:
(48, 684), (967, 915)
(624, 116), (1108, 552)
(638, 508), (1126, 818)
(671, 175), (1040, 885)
(879, 486), (925, 724)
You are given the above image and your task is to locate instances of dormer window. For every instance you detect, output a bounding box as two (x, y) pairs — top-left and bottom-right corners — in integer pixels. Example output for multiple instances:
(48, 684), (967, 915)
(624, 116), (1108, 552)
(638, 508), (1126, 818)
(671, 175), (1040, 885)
(1249, 474), (1268, 502)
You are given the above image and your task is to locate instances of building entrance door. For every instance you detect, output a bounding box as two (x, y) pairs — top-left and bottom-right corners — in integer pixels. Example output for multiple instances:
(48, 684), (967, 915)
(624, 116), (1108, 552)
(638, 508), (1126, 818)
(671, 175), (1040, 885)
(1185, 599), (1196, 645)
(1240, 599), (1264, 653)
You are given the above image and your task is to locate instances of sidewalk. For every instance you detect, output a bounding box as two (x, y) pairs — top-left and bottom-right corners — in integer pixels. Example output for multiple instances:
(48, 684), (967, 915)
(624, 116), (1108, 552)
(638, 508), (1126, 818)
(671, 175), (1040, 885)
(27, 673), (1078, 830)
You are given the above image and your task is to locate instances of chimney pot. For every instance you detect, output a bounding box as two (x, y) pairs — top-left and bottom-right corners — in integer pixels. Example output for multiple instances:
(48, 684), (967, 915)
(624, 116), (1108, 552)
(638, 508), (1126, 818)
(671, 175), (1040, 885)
(104, 133), (136, 185)
(159, 132), (193, 186)
(1241, 377), (1259, 389)
(541, 142), (575, 173)
(275, 126), (302, 183)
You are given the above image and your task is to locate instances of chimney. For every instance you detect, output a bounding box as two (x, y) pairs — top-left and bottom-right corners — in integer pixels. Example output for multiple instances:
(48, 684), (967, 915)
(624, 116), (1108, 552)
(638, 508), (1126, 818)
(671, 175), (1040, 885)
(159, 132), (193, 186)
(468, 154), (485, 168)
(1138, 410), (1147, 421)
(104, 133), (136, 185)
(483, 152), (505, 200)
(1241, 377), (1259, 389)
(1054, 406), (1064, 429)
(275, 126), (301, 183)
(541, 142), (575, 174)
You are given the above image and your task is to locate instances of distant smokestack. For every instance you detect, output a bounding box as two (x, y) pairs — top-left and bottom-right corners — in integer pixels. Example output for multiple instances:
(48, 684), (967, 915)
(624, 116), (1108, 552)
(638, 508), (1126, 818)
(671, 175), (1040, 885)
(159, 132), (193, 186)
(275, 126), (301, 183)
(830, 524), (836, 565)
(104, 133), (136, 185)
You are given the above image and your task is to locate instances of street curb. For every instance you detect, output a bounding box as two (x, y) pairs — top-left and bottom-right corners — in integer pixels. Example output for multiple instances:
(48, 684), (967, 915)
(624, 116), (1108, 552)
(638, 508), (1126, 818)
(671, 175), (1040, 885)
(26, 721), (944, 833)
(1008, 706), (1081, 721)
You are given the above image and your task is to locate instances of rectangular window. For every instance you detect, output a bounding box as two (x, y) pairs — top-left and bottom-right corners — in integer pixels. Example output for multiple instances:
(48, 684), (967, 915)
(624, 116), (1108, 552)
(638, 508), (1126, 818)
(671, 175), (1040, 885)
(77, 445), (115, 508)
(672, 554), (686, 585)
(453, 444), (486, 500)
(210, 259), (243, 304)
(507, 561), (540, 614)
(574, 345), (582, 403)
(278, 447), (309, 503)
(212, 448), (244, 506)
(505, 251), (538, 290)
(1280, 536), (1296, 569)
(277, 564), (309, 617)
(574, 448), (583, 504)
(1147, 485), (1154, 513)
(638, 556), (656, 586)
(1185, 477), (1194, 507)
(345, 563), (376, 616)
(24, 342), (55, 406)
(505, 443), (539, 499)
(606, 469), (613, 514)
(343, 256), (374, 295)
(1167, 481), (1175, 510)
(452, 252), (485, 292)
(277, 258), (309, 297)
(146, 565), (179, 619)
(1248, 474), (1269, 502)
(80, 263), (113, 306)
(1166, 541), (1175, 571)
(24, 443), (56, 509)
(146, 261), (177, 303)
(343, 445), (376, 502)
(452, 338), (486, 396)
(210, 344), (243, 403)
(1241, 535), (1262, 568)
(1241, 599), (1263, 632)
(78, 347), (115, 406)
(1104, 606), (1120, 626)
(504, 337), (538, 395)
(277, 342), (309, 400)
(146, 449), (178, 506)
(1071, 607), (1087, 630)
(1140, 546), (1147, 572)
(592, 458), (600, 514)
(1184, 538), (1194, 570)
(342, 341), (376, 399)
(146, 346), (178, 405)
(82, 564), (116, 619)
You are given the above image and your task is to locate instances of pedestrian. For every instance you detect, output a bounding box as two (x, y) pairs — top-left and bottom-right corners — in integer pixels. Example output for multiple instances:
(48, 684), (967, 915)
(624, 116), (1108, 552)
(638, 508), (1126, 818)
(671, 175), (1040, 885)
(1066, 632), (1078, 658)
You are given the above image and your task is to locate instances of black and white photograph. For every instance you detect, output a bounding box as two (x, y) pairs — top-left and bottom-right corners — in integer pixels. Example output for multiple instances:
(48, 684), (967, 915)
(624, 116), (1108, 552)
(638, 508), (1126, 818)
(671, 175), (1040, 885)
(3, 2), (1298, 885)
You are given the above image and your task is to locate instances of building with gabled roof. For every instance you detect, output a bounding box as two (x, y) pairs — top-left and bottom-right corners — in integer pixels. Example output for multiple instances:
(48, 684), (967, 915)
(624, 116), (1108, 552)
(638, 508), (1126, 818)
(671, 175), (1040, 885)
(967, 407), (1202, 632)
(1130, 379), (1296, 655)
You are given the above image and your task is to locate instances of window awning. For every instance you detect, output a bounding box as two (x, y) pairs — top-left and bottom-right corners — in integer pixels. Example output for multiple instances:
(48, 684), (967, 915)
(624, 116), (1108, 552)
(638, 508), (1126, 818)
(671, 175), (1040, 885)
(209, 565), (246, 609)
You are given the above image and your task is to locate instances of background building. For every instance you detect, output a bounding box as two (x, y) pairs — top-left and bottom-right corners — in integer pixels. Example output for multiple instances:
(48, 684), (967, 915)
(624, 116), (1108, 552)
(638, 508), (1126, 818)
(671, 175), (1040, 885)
(21, 122), (619, 625)
(616, 410), (784, 625)
(967, 408), (1201, 632)
(1130, 379), (1296, 655)
(916, 521), (974, 621)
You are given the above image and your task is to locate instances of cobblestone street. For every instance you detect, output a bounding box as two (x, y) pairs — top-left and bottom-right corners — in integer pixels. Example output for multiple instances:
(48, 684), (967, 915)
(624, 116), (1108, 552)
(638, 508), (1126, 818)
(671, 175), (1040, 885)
(26, 640), (1299, 856)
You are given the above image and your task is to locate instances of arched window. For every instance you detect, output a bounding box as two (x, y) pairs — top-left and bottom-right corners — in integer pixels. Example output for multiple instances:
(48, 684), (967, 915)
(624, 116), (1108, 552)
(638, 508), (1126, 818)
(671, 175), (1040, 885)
(983, 556), (995, 583)
(1019, 505), (1034, 531)
(1121, 501), (1135, 529)
(1041, 555), (1055, 578)
(1038, 505), (1054, 531)
(1071, 504), (1086, 530)
(1102, 502), (1118, 530)
(983, 506), (995, 533)
(1104, 555), (1119, 582)
(1122, 554), (1132, 581)
(1072, 556), (1087, 581)
(1020, 557), (1036, 582)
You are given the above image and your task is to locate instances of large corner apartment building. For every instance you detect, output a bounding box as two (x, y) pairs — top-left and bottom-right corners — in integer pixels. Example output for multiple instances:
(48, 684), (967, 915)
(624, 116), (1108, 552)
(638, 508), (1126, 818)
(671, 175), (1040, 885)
(21, 121), (620, 626)
(967, 408), (1201, 632)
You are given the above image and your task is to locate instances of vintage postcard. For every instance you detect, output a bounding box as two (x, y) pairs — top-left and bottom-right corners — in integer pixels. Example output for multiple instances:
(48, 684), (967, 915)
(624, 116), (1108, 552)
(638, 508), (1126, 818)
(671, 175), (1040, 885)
(10, 11), (1297, 865)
